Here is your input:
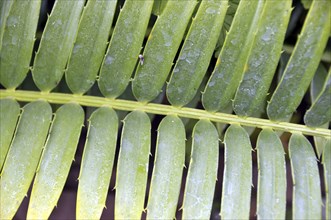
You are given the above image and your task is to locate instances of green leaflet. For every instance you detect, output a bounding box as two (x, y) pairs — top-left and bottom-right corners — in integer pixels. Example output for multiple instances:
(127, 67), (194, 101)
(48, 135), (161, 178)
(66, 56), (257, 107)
(166, 0), (228, 107)
(115, 111), (151, 219)
(301, 0), (312, 9)
(221, 124), (252, 219)
(309, 64), (329, 157)
(98, 0), (153, 98)
(0, 98), (20, 170)
(323, 138), (331, 220)
(256, 129), (286, 219)
(32, 0), (84, 92)
(152, 0), (168, 16)
(77, 107), (118, 219)
(132, 0), (198, 102)
(202, 0), (265, 112)
(0, 0), (41, 89)
(310, 65), (328, 101)
(277, 52), (291, 83)
(304, 67), (331, 127)
(289, 133), (322, 219)
(182, 120), (219, 219)
(147, 115), (185, 219)
(65, 0), (117, 94)
(27, 103), (84, 219)
(267, 0), (331, 121)
(214, 0), (239, 58)
(0, 0), (13, 48)
(0, 101), (52, 220)
(233, 0), (292, 117)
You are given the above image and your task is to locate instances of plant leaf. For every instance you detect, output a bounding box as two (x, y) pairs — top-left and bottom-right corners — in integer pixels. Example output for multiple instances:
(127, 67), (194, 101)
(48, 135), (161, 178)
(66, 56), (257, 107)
(322, 138), (331, 220)
(182, 119), (219, 219)
(147, 115), (185, 219)
(32, 0), (84, 92)
(267, 0), (331, 121)
(202, 0), (265, 112)
(98, 0), (154, 99)
(214, 0), (239, 58)
(289, 133), (322, 219)
(27, 103), (84, 219)
(0, 0), (41, 89)
(0, 0), (13, 48)
(152, 0), (168, 16)
(132, 0), (198, 102)
(0, 98), (20, 170)
(77, 107), (118, 219)
(115, 111), (151, 219)
(256, 129), (286, 219)
(304, 67), (331, 127)
(166, 0), (228, 107)
(221, 124), (252, 219)
(233, 0), (292, 117)
(0, 100), (52, 219)
(65, 0), (117, 94)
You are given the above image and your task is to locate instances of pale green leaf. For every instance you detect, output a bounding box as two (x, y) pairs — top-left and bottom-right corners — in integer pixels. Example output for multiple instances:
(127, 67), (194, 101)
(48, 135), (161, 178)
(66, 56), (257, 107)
(147, 115), (185, 219)
(256, 129), (286, 219)
(132, 0), (198, 102)
(27, 103), (84, 219)
(267, 0), (331, 121)
(0, 98), (20, 170)
(65, 0), (117, 94)
(115, 111), (151, 219)
(77, 107), (118, 219)
(289, 133), (322, 219)
(0, 101), (52, 219)
(182, 120), (219, 219)
(0, 0), (41, 89)
(32, 0), (84, 92)
(221, 124), (252, 219)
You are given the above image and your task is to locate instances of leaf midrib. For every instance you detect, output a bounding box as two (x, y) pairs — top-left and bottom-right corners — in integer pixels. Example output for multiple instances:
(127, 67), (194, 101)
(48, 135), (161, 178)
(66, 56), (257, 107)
(1, 89), (330, 138)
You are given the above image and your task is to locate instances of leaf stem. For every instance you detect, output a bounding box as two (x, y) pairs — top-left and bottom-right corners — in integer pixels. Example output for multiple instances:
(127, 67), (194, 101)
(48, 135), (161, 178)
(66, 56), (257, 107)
(1, 89), (330, 138)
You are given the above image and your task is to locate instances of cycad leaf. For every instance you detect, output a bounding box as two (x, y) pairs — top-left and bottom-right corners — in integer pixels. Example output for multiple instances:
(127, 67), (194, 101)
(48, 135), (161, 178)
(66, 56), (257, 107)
(115, 111), (150, 219)
(309, 64), (329, 157)
(182, 119), (219, 219)
(65, 0), (117, 94)
(256, 129), (286, 219)
(152, 0), (168, 16)
(267, 0), (331, 121)
(166, 0), (228, 107)
(310, 64), (328, 101)
(147, 115), (185, 219)
(0, 98), (20, 170)
(304, 67), (331, 127)
(202, 0), (265, 112)
(233, 0), (292, 117)
(77, 107), (118, 219)
(27, 103), (84, 219)
(221, 124), (252, 219)
(0, 101), (52, 220)
(322, 138), (331, 220)
(32, 0), (84, 92)
(214, 0), (239, 58)
(0, 0), (41, 89)
(301, 0), (312, 9)
(98, 0), (154, 98)
(132, 0), (197, 102)
(289, 133), (322, 219)
(0, 0), (14, 48)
